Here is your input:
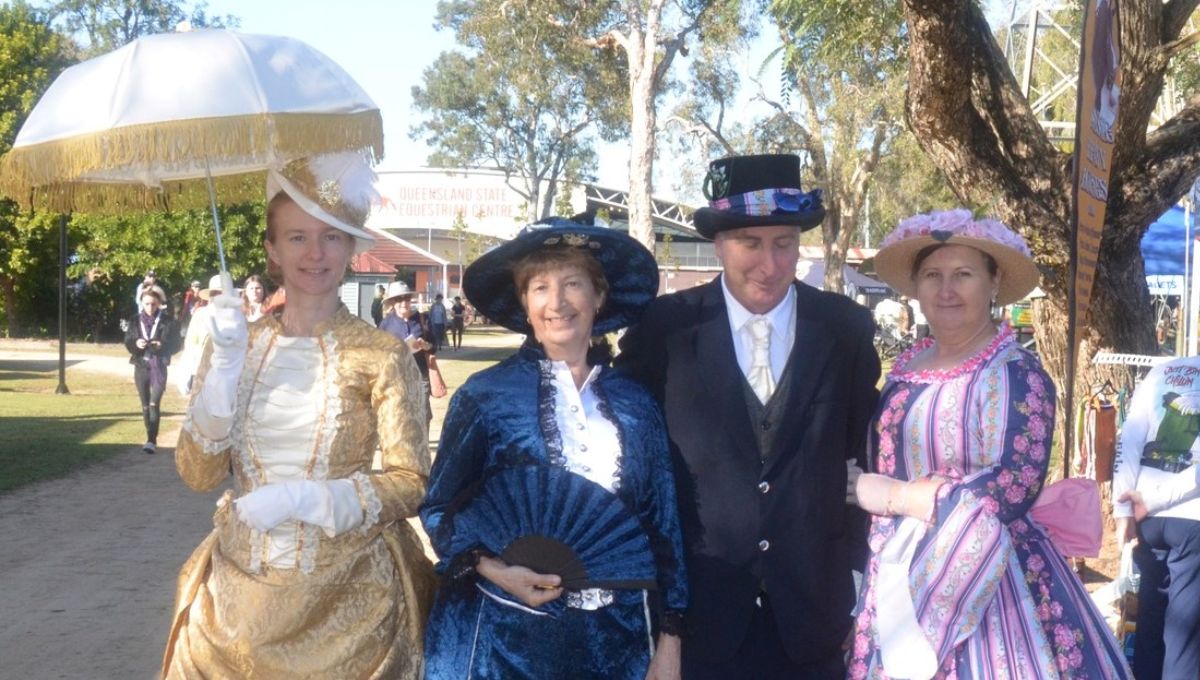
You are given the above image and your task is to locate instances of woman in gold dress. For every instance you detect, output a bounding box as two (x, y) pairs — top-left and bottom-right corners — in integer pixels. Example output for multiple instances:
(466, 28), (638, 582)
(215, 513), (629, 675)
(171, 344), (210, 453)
(161, 152), (434, 679)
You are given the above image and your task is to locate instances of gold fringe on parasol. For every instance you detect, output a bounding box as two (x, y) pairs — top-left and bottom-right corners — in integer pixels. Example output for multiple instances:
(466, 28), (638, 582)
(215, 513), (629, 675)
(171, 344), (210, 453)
(0, 110), (384, 213)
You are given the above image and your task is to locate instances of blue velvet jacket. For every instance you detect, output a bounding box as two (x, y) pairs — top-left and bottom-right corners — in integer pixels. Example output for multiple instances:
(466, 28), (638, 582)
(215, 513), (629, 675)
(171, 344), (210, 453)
(420, 341), (688, 622)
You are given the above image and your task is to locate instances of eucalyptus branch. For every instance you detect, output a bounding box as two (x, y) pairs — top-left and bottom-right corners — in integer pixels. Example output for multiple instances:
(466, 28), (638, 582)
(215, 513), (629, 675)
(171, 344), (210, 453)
(1160, 30), (1200, 61)
(662, 115), (735, 155)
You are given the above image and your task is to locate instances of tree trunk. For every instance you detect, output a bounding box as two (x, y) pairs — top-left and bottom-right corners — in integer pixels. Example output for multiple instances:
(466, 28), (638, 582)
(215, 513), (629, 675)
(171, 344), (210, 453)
(901, 0), (1200, 459)
(626, 21), (658, 253)
(0, 274), (17, 337)
(821, 200), (845, 293)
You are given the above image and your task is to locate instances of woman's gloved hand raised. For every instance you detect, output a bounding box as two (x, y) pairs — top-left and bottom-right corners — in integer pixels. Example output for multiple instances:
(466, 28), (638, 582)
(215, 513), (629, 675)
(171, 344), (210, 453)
(191, 272), (248, 440)
(206, 272), (248, 376)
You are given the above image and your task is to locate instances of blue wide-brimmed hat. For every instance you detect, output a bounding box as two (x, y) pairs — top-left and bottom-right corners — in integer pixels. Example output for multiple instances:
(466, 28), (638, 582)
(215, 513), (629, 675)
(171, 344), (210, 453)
(692, 153), (825, 238)
(463, 218), (659, 335)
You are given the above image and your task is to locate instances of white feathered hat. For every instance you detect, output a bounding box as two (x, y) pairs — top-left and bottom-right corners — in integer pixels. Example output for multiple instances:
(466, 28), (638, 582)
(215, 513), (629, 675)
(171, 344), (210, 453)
(266, 150), (379, 254)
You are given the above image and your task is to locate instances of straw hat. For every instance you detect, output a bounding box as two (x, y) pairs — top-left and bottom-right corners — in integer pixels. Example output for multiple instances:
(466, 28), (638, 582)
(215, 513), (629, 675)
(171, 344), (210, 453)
(874, 209), (1040, 306)
(197, 274), (228, 301)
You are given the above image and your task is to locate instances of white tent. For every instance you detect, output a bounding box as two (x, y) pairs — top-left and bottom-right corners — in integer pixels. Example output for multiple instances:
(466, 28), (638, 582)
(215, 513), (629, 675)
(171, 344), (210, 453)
(796, 259), (891, 296)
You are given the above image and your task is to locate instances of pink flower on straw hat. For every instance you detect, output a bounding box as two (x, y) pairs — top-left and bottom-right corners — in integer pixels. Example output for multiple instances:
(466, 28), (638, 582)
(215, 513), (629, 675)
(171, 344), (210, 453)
(883, 208), (1030, 257)
(875, 208), (1039, 305)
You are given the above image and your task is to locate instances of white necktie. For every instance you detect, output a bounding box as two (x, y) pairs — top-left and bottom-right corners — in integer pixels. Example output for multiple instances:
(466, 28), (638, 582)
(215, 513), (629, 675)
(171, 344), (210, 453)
(747, 317), (775, 404)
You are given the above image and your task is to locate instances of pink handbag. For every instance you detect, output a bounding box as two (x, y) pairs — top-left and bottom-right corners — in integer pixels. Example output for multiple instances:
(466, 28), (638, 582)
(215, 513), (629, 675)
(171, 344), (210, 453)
(1028, 478), (1103, 557)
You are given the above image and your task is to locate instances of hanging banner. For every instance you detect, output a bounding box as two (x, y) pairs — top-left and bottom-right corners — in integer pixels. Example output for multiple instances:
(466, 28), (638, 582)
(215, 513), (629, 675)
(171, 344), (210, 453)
(1066, 0), (1121, 476)
(1070, 0), (1121, 339)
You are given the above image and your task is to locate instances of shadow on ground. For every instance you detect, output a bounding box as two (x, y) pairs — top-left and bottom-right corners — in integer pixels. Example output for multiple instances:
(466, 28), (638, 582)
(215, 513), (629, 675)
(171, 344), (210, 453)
(0, 359), (82, 376)
(0, 415), (139, 493)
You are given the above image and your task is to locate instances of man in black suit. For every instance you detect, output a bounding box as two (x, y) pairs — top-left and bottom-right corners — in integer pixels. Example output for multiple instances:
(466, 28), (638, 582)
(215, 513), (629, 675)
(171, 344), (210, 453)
(616, 154), (878, 679)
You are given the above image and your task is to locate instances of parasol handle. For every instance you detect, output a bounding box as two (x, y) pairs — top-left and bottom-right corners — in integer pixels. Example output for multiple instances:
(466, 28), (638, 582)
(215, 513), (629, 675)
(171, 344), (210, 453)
(200, 145), (229, 277)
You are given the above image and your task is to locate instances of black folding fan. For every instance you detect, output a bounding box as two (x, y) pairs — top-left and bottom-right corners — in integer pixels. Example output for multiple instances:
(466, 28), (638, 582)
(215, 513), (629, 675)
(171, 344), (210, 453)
(451, 464), (658, 591)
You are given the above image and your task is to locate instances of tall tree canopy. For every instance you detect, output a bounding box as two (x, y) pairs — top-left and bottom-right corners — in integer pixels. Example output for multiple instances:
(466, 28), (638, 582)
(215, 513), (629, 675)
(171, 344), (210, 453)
(50, 0), (236, 56)
(411, 0), (628, 221)
(0, 0), (247, 339)
(0, 2), (73, 336)
(768, 0), (909, 293)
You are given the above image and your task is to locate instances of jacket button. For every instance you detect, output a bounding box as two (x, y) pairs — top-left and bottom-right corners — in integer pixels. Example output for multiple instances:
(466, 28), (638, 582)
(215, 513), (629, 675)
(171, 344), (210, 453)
(758, 481), (770, 493)
(758, 540), (770, 551)
(760, 420), (771, 431)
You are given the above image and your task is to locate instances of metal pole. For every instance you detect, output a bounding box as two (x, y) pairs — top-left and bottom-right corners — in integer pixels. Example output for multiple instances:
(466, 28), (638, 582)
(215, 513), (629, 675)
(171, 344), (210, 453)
(55, 213), (70, 395)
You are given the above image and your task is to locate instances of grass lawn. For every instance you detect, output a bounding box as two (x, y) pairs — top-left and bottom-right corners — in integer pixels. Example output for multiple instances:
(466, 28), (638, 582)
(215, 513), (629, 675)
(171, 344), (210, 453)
(0, 328), (519, 493)
(0, 367), (188, 493)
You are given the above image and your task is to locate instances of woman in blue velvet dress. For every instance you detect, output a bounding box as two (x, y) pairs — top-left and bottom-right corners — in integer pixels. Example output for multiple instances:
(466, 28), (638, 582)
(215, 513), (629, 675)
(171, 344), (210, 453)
(420, 219), (688, 680)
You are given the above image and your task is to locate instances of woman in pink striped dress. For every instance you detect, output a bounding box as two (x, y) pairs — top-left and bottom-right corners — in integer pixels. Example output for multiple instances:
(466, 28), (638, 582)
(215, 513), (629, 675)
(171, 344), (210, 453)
(847, 210), (1131, 679)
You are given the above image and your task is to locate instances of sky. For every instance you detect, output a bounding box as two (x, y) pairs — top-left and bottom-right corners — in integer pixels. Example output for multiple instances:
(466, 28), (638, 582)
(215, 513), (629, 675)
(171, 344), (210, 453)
(194, 1), (1020, 199)
(199, 0), (784, 197)
(202, 0), (458, 175)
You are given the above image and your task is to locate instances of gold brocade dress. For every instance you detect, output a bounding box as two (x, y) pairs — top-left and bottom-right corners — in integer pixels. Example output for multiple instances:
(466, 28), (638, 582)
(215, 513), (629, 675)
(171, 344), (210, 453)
(162, 306), (435, 679)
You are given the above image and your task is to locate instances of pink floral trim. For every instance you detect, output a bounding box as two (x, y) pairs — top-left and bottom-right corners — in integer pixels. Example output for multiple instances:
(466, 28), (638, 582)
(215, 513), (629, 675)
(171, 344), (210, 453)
(888, 324), (1015, 384)
(881, 208), (1032, 257)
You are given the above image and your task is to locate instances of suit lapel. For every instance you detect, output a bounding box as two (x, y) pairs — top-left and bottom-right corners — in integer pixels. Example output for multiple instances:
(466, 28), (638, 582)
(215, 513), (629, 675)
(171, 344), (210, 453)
(762, 282), (837, 473)
(693, 280), (760, 464)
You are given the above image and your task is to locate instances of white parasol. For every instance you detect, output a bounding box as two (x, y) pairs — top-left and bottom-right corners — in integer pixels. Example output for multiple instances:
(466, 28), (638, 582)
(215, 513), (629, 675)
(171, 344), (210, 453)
(0, 28), (383, 272)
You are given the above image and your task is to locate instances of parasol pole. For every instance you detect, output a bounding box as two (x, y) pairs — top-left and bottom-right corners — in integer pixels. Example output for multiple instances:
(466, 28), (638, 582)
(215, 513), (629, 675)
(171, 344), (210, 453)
(201, 150), (229, 276)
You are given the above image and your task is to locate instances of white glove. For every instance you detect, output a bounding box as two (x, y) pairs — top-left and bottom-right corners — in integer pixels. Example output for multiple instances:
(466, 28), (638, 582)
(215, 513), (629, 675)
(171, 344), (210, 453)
(234, 483), (295, 532)
(855, 473), (901, 516)
(191, 273), (247, 439)
(234, 480), (364, 536)
(206, 272), (248, 372)
(846, 460), (865, 504)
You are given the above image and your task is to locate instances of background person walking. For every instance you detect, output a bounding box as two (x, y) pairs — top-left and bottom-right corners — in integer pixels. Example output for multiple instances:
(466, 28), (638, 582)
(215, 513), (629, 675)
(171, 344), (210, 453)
(124, 285), (178, 454)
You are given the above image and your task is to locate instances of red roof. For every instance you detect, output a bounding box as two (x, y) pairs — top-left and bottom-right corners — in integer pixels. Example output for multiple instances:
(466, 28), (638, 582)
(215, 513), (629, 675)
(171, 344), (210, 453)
(351, 233), (445, 273)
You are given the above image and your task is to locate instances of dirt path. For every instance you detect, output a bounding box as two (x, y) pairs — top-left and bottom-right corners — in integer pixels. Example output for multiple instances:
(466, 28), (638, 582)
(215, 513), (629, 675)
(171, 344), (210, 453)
(0, 330), (521, 680)
(0, 428), (221, 680)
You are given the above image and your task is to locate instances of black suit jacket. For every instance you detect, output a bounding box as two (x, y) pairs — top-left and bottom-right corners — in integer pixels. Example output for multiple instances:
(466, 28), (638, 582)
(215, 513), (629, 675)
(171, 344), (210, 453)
(616, 278), (879, 665)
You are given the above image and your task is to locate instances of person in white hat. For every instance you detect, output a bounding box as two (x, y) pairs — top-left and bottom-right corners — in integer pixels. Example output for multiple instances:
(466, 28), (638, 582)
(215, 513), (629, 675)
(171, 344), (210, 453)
(161, 152), (434, 679)
(378, 279), (446, 424)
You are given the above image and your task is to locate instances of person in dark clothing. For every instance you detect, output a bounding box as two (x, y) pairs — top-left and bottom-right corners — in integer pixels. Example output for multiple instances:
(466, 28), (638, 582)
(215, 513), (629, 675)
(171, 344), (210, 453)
(616, 154), (877, 679)
(429, 293), (448, 351)
(370, 284), (386, 326)
(124, 285), (179, 454)
(449, 295), (466, 350)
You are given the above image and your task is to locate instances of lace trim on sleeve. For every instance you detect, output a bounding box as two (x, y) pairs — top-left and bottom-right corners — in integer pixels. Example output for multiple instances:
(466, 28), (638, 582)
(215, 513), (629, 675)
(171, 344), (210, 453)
(350, 470), (383, 534)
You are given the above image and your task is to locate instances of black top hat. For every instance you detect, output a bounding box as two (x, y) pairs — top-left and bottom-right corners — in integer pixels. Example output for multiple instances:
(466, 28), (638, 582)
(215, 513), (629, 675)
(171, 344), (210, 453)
(692, 154), (825, 238)
(463, 217), (659, 336)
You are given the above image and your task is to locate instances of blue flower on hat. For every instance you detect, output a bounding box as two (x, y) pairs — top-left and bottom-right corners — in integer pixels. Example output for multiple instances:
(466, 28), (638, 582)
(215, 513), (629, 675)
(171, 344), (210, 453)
(774, 190), (801, 213)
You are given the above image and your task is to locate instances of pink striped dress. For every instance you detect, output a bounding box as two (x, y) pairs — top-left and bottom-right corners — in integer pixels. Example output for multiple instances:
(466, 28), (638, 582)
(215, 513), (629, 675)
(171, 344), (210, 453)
(848, 326), (1131, 679)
